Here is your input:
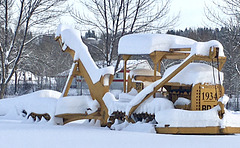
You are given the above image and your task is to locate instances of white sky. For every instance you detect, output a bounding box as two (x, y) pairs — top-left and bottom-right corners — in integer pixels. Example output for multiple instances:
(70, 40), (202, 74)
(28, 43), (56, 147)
(170, 0), (214, 30)
(60, 0), (219, 33)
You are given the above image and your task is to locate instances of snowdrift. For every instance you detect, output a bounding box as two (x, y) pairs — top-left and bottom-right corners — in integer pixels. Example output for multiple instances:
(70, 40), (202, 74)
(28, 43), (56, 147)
(0, 90), (61, 124)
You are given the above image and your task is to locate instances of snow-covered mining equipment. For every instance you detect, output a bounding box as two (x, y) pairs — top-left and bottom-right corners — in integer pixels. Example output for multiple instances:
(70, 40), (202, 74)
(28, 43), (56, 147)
(53, 24), (240, 134)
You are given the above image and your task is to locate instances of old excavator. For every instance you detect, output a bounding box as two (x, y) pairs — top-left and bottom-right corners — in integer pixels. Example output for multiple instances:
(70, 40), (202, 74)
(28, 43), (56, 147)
(52, 24), (240, 134)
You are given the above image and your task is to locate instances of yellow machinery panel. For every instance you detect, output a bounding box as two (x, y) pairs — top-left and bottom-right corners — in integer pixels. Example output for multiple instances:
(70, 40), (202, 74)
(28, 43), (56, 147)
(131, 82), (144, 92)
(191, 84), (224, 111)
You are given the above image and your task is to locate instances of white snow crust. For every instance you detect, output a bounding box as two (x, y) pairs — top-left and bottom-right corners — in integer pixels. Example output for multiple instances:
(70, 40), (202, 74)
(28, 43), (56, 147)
(134, 97), (174, 114)
(118, 33), (196, 54)
(103, 92), (173, 115)
(164, 63), (224, 85)
(218, 95), (230, 105)
(191, 40), (224, 56)
(174, 97), (191, 106)
(156, 107), (240, 128)
(118, 33), (225, 57)
(55, 96), (99, 115)
(111, 121), (156, 133)
(56, 24), (114, 84)
(103, 92), (128, 115)
(156, 107), (222, 127)
(118, 89), (137, 102)
(0, 90), (61, 124)
(55, 24), (74, 38)
(223, 110), (240, 127)
(156, 95), (240, 128)
(130, 68), (161, 77)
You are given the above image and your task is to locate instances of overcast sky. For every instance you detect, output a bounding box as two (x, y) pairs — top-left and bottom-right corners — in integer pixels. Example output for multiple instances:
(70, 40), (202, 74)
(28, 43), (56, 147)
(60, 0), (218, 33)
(171, 0), (214, 30)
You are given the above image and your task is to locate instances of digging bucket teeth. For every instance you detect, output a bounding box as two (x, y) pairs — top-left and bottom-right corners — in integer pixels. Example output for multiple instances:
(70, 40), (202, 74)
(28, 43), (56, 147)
(27, 112), (51, 122)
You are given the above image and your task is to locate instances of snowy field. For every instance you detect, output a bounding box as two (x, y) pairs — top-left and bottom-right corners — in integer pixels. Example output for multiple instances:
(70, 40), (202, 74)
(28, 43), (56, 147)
(0, 90), (240, 148)
(1, 120), (240, 148)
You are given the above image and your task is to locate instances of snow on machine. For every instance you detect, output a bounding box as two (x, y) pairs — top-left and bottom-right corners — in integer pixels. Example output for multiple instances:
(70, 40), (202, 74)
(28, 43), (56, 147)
(53, 24), (240, 134)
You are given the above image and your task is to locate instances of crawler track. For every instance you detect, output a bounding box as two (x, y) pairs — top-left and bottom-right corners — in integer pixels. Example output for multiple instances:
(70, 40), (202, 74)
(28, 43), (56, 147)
(107, 111), (156, 127)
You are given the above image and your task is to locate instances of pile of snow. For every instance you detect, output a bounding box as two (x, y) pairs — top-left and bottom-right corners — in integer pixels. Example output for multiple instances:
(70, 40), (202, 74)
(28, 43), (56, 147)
(156, 95), (240, 128)
(130, 69), (161, 78)
(155, 106), (240, 128)
(164, 63), (224, 85)
(111, 121), (156, 133)
(55, 96), (99, 115)
(156, 107), (222, 127)
(222, 110), (240, 127)
(103, 92), (129, 115)
(218, 95), (230, 105)
(103, 89), (139, 114)
(56, 24), (114, 84)
(122, 122), (156, 133)
(174, 97), (191, 106)
(55, 24), (75, 37)
(134, 97), (174, 114)
(110, 89), (123, 99)
(118, 93), (135, 102)
(191, 40), (224, 56)
(103, 92), (173, 115)
(0, 90), (61, 124)
(1, 119), (240, 148)
(118, 88), (138, 102)
(18, 89), (61, 99)
(118, 34), (196, 54)
(118, 33), (224, 57)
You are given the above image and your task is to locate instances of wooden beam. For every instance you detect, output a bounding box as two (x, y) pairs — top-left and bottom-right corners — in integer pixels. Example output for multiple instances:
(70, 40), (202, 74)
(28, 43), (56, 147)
(62, 63), (78, 97)
(154, 64), (157, 81)
(155, 126), (240, 134)
(193, 56), (226, 71)
(150, 51), (165, 83)
(122, 55), (131, 93)
(158, 60), (161, 73)
(169, 48), (191, 52)
(55, 36), (75, 59)
(150, 51), (165, 64)
(55, 111), (102, 125)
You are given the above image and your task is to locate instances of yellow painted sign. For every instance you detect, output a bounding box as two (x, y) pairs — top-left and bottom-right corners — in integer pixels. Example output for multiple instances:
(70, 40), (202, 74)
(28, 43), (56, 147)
(191, 84), (224, 111)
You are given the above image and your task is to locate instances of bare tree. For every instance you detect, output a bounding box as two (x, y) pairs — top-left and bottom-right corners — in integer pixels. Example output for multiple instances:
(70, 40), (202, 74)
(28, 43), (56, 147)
(205, 0), (240, 28)
(71, 0), (179, 69)
(205, 0), (240, 95)
(0, 0), (66, 98)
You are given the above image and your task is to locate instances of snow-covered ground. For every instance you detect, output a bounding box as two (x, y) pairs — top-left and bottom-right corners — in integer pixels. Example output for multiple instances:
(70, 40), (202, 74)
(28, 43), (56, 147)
(1, 120), (240, 148)
(0, 90), (240, 148)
